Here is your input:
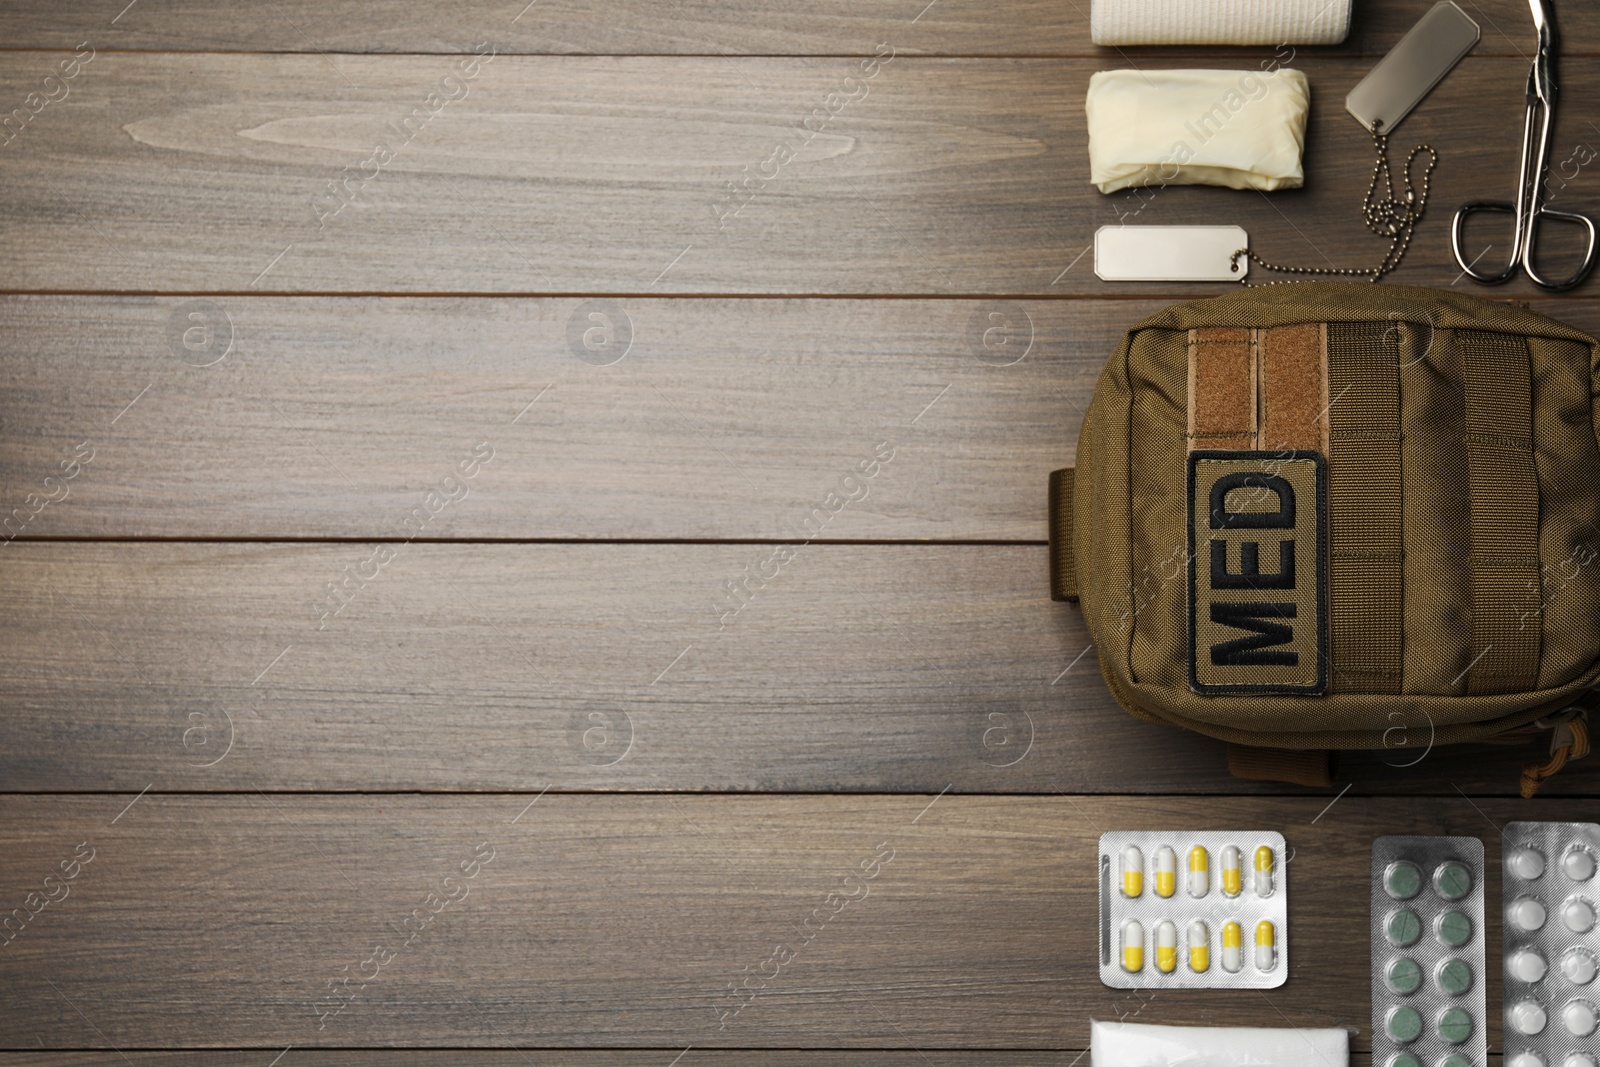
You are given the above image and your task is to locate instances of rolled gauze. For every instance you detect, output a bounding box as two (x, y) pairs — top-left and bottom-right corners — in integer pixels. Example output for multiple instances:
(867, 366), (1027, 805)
(1086, 68), (1310, 194)
(1092, 0), (1351, 45)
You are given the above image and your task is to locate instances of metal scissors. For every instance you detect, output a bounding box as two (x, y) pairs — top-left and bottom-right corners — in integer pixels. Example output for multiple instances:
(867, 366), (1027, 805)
(1451, 0), (1597, 290)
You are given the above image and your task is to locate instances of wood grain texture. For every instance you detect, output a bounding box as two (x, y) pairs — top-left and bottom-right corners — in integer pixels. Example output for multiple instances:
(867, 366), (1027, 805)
(0, 0), (1587, 56)
(0, 295), (1116, 541)
(0, 541), (1589, 795)
(2, 55), (1597, 295)
(0, 794), (1585, 1049)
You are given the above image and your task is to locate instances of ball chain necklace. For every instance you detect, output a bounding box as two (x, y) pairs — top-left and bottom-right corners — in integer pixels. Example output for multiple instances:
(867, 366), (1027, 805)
(1231, 120), (1437, 284)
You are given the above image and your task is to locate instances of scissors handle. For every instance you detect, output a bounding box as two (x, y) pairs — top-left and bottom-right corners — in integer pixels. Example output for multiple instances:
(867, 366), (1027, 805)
(1524, 206), (1599, 291)
(1451, 200), (1525, 284)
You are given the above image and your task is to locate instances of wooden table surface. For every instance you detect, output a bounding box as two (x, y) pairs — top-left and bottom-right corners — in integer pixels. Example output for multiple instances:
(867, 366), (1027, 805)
(3, 1), (1600, 1062)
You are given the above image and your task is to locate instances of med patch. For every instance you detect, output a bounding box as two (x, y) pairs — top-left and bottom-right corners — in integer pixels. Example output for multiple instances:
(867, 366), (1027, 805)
(1188, 450), (1327, 695)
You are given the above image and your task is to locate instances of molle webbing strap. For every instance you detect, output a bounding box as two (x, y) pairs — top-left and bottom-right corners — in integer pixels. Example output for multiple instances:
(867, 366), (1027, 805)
(1460, 329), (1542, 694)
(1325, 322), (1403, 694)
(1187, 328), (1256, 450)
(1049, 467), (1078, 602)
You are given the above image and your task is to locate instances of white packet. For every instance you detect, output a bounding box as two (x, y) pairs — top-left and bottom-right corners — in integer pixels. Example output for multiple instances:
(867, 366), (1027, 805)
(1090, 1020), (1350, 1066)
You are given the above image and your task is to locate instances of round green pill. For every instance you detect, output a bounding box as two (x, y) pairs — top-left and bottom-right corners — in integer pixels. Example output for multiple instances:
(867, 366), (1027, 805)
(1386, 957), (1423, 995)
(1435, 957), (1473, 996)
(1434, 860), (1473, 901)
(1387, 908), (1424, 947)
(1438, 1055), (1472, 1067)
(1437, 1006), (1473, 1044)
(1386, 1005), (1423, 1043)
(1387, 1055), (1421, 1067)
(1435, 908), (1472, 948)
(1386, 861), (1424, 900)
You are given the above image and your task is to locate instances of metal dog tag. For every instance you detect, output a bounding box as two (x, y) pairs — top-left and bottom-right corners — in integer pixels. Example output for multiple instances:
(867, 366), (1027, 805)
(1346, 1), (1479, 133)
(1095, 226), (1249, 282)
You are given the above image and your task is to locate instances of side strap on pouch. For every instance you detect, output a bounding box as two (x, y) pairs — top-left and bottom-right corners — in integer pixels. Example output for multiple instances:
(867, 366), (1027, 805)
(1050, 467), (1078, 602)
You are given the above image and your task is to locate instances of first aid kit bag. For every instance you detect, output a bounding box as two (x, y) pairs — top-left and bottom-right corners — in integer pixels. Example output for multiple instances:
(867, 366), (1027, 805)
(1049, 283), (1600, 789)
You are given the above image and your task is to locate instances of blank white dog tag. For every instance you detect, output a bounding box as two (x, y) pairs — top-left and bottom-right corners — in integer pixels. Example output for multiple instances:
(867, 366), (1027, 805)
(1094, 226), (1250, 282)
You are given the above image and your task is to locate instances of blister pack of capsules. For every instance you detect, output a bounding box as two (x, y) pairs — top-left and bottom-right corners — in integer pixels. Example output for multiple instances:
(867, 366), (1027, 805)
(1097, 831), (1286, 989)
(1503, 821), (1600, 1067)
(1370, 835), (1486, 1067)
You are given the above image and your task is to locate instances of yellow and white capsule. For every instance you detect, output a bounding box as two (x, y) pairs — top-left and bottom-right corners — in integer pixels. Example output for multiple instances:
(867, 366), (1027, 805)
(1221, 845), (1243, 898)
(1187, 919), (1210, 972)
(1254, 845), (1276, 897)
(1187, 845), (1210, 898)
(1155, 919), (1178, 974)
(1154, 845), (1177, 898)
(1255, 919), (1277, 971)
(1121, 845), (1144, 899)
(1121, 919), (1145, 973)
(1221, 920), (1243, 973)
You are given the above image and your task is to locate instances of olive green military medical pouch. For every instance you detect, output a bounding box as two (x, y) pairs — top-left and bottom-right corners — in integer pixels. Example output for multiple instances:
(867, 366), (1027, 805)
(1050, 282), (1598, 793)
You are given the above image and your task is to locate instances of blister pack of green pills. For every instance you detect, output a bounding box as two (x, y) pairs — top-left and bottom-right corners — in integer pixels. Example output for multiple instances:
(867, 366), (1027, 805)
(1371, 835), (1486, 1067)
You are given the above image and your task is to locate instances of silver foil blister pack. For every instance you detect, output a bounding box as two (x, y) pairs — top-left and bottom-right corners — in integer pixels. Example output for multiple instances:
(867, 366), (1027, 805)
(1502, 821), (1600, 1067)
(1370, 835), (1487, 1067)
(1098, 830), (1287, 989)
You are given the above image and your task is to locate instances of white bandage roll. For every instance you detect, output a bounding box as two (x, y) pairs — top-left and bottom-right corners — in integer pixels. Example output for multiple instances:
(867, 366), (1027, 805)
(1086, 68), (1310, 194)
(1092, 0), (1351, 45)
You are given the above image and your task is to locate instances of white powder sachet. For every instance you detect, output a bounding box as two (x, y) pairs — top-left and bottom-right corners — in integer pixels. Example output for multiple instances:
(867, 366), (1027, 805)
(1091, 1020), (1350, 1067)
(1086, 69), (1311, 194)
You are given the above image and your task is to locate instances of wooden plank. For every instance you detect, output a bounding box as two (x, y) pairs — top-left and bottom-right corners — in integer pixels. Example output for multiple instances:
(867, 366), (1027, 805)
(0, 0), (1586, 57)
(0, 1061), (1084, 1067)
(7, 295), (1600, 542)
(0, 1056), (1393, 1066)
(0, 541), (1591, 795)
(0, 795), (1584, 1049)
(0, 1063), (1386, 1067)
(0, 1057), (1117, 1066)
(1, 55), (1595, 295)
(0, 295), (1118, 541)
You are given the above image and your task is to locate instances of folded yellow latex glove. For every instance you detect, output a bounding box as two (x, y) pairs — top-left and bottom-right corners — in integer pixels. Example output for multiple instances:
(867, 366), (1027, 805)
(1086, 68), (1311, 194)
